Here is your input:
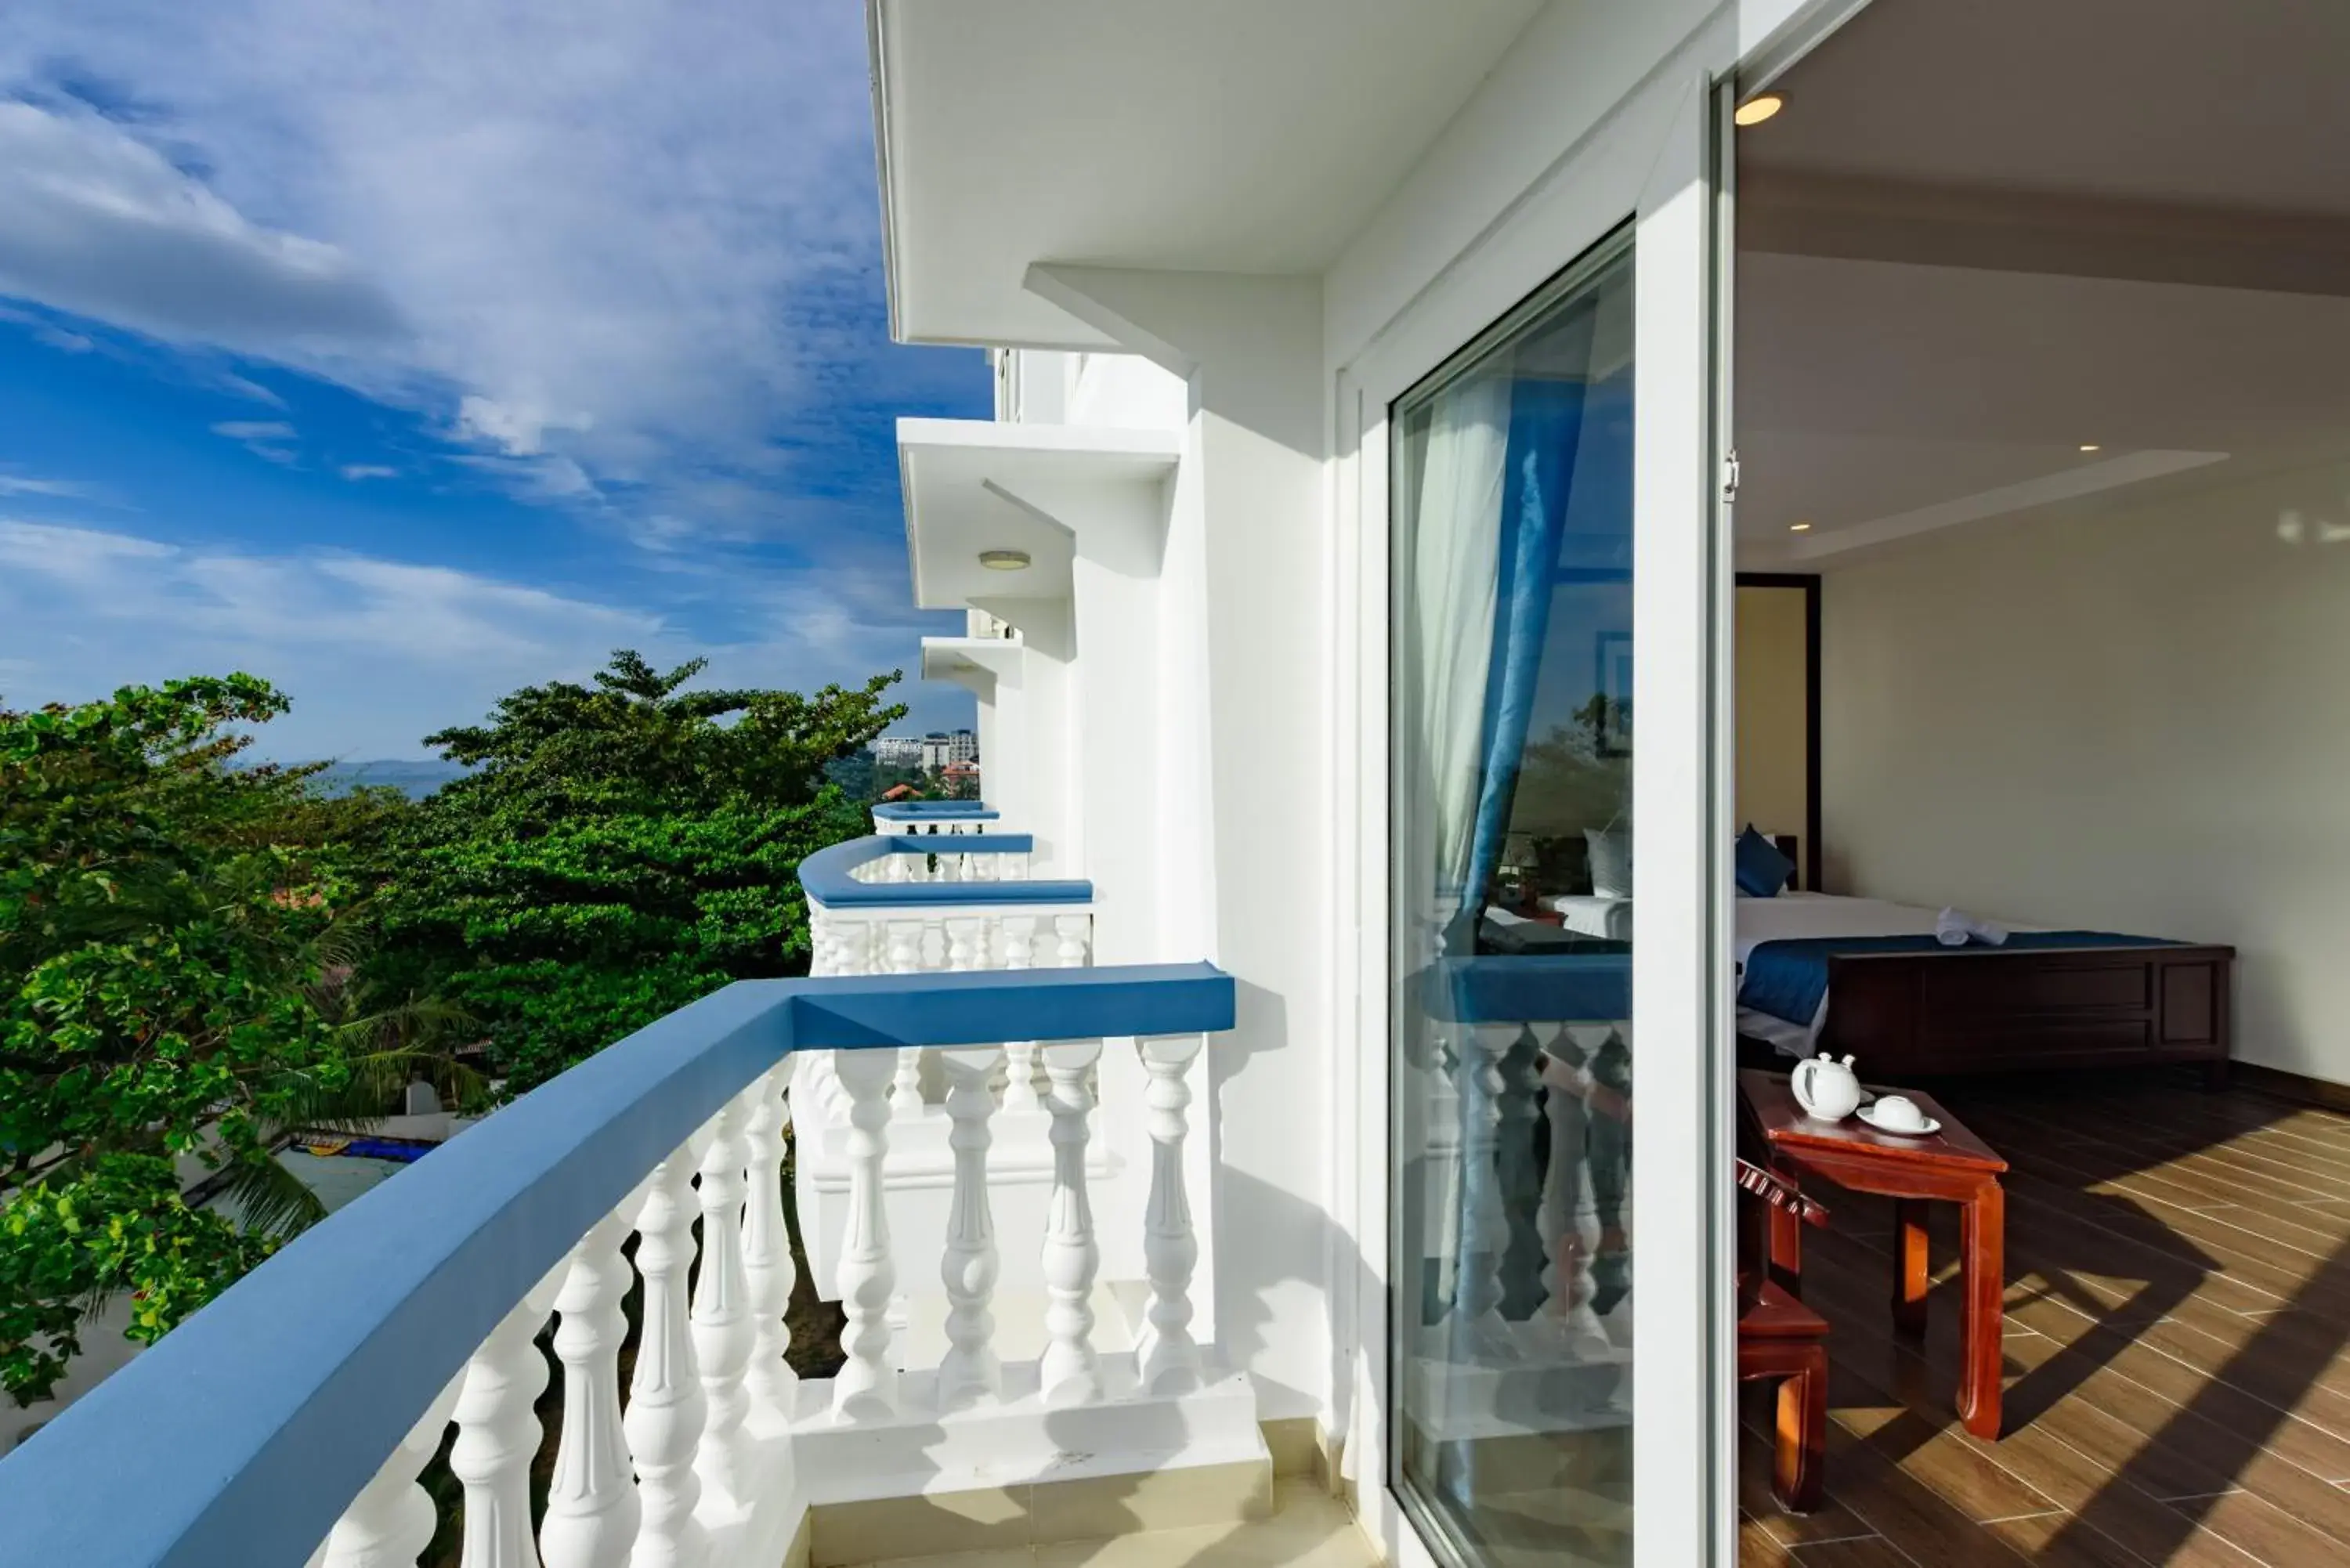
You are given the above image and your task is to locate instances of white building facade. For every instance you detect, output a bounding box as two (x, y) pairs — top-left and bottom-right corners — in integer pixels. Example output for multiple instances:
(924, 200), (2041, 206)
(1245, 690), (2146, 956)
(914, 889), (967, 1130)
(870, 5), (1855, 1565)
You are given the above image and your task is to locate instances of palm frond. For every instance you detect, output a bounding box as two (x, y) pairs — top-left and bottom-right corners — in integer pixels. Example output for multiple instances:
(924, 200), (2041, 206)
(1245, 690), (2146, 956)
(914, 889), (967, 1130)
(215, 1152), (328, 1241)
(269, 1048), (487, 1134)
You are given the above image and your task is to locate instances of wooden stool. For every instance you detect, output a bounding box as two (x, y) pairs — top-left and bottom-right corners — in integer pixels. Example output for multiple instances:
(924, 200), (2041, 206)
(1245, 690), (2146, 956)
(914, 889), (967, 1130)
(1736, 1158), (1831, 1512)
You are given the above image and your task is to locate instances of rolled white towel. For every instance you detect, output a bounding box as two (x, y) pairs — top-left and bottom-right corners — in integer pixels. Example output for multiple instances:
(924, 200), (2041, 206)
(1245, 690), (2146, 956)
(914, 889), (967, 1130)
(1936, 908), (2012, 947)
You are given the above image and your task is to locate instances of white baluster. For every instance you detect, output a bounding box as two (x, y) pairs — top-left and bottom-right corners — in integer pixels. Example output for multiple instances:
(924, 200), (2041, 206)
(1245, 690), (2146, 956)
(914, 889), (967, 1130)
(838, 919), (873, 976)
(936, 1046), (1003, 1411)
(627, 1138), (710, 1568)
(883, 920), (920, 974)
(741, 1066), (798, 1435)
(1001, 916), (1036, 970)
(692, 1093), (756, 1521)
(1448, 1024), (1516, 1361)
(1136, 1035), (1206, 1395)
(945, 916), (982, 972)
(997, 919), (1041, 1111)
(453, 1273), (562, 1568)
(1039, 1039), (1105, 1407)
(831, 1048), (899, 1422)
(543, 1204), (645, 1568)
(1052, 914), (1090, 968)
(309, 1375), (463, 1568)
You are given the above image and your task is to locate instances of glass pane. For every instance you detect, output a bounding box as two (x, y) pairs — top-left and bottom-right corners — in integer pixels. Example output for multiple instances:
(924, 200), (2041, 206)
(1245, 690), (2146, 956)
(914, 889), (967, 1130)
(1391, 237), (1636, 1568)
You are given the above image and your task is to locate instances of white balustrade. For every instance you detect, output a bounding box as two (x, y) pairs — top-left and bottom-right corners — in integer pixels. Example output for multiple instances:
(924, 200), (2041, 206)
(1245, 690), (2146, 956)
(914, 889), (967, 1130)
(1039, 1039), (1106, 1407)
(308, 1375), (463, 1568)
(293, 1029), (1217, 1568)
(692, 1093), (757, 1520)
(1136, 1035), (1206, 1394)
(1447, 1024), (1515, 1359)
(544, 1205), (645, 1568)
(830, 1048), (900, 1422)
(935, 1047), (1003, 1411)
(629, 1137), (712, 1568)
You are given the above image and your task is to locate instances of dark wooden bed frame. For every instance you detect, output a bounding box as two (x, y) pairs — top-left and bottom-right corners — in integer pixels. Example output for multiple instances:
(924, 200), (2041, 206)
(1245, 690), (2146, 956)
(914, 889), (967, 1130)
(1759, 835), (2236, 1086)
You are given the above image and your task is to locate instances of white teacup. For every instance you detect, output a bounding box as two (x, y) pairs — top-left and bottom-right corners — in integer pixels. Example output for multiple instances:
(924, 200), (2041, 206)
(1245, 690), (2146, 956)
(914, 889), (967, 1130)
(1871, 1093), (1929, 1133)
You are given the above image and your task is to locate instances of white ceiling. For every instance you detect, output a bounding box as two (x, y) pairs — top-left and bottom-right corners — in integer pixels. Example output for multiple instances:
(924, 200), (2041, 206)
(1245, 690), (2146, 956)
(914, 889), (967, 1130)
(1735, 0), (2350, 566)
(870, 0), (1543, 346)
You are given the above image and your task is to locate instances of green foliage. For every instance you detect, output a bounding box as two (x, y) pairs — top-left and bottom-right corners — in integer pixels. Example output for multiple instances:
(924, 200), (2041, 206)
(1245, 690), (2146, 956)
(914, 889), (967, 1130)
(371, 652), (905, 1091)
(0, 677), (466, 1406)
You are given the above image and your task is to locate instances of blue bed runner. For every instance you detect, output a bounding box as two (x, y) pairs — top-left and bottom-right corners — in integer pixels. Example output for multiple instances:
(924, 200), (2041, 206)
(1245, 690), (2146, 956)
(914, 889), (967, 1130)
(1739, 931), (2182, 1029)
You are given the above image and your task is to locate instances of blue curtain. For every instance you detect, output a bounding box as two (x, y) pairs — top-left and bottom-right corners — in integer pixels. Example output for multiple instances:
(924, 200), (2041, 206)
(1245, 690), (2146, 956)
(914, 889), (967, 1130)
(1457, 377), (1587, 927)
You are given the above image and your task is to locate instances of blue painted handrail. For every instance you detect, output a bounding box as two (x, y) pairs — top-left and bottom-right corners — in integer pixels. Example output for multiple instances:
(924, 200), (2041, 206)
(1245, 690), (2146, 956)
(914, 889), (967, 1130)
(799, 834), (1093, 908)
(872, 800), (999, 821)
(1412, 954), (1632, 1024)
(0, 963), (1232, 1568)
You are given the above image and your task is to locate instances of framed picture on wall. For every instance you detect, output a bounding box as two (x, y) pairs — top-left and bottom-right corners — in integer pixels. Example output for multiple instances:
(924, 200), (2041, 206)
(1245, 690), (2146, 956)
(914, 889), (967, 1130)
(1595, 630), (1632, 757)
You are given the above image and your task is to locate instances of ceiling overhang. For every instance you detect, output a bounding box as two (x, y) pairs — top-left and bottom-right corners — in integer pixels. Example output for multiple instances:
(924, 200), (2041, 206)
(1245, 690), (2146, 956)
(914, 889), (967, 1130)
(898, 417), (1180, 622)
(920, 636), (1024, 699)
(867, 0), (1545, 347)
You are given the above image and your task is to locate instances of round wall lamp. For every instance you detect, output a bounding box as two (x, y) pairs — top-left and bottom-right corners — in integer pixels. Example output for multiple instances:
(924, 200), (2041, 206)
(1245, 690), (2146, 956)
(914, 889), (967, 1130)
(1734, 92), (1785, 127)
(978, 548), (1032, 572)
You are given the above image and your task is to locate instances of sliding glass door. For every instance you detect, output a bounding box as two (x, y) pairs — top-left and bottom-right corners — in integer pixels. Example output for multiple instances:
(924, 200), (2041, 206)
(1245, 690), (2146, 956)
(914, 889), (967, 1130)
(1376, 66), (1736, 1568)
(1390, 233), (1642, 1565)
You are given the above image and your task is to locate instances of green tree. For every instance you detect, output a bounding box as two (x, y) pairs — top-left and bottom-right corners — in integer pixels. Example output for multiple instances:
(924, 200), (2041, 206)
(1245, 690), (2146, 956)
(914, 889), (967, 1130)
(371, 652), (905, 1091)
(0, 677), (468, 1406)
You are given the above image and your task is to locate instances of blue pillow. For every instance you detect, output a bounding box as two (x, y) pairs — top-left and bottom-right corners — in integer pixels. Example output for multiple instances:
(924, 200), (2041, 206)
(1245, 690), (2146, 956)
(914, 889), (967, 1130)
(1735, 826), (1795, 898)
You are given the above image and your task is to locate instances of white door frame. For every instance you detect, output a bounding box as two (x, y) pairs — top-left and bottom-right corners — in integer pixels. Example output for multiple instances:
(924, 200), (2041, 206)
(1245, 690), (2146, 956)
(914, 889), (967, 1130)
(1328, 16), (1744, 1567)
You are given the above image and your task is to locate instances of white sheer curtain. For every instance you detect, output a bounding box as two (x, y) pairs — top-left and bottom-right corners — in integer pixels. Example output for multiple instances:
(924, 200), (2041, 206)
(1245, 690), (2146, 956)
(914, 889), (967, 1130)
(1402, 363), (1514, 943)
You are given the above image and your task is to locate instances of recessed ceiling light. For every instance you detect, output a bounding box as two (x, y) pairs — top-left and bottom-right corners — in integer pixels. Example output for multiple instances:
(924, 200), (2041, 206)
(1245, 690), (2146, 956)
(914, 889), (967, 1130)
(1734, 93), (1785, 127)
(1788, 521), (1813, 533)
(978, 549), (1031, 571)
(2078, 443), (2102, 453)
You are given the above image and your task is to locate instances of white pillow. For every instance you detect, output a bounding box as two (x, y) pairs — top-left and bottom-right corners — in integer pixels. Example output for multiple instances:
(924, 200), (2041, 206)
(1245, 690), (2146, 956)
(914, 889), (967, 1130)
(1585, 825), (1632, 898)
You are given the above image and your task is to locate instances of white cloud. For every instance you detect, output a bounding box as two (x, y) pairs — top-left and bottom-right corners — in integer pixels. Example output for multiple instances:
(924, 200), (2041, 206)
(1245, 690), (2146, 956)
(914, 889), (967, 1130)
(0, 518), (967, 757)
(0, 4), (969, 520)
(0, 101), (402, 354)
(338, 464), (396, 481)
(211, 419), (294, 440)
(0, 471), (113, 502)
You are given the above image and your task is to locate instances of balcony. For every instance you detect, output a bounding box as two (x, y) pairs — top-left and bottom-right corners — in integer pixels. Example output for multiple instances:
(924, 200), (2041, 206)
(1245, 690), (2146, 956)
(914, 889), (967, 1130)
(0, 959), (1317, 1567)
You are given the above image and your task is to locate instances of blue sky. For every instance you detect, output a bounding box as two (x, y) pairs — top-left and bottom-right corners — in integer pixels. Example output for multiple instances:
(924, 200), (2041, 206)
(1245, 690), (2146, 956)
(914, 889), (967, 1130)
(0, 1), (987, 761)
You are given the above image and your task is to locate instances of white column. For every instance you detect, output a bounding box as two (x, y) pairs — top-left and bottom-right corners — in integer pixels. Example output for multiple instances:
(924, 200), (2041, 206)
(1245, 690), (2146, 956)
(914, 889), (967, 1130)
(543, 1205), (644, 1568)
(830, 1047), (900, 1422)
(308, 1375), (463, 1568)
(1039, 1039), (1105, 1407)
(936, 1046), (1003, 1411)
(1136, 1035), (1206, 1395)
(452, 1276), (562, 1568)
(627, 1139), (710, 1568)
(691, 1093), (755, 1521)
(741, 1065), (798, 1435)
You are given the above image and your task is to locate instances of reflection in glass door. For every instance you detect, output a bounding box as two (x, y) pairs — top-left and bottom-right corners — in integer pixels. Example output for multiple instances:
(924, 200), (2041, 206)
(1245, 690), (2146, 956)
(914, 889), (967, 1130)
(1391, 232), (1638, 1568)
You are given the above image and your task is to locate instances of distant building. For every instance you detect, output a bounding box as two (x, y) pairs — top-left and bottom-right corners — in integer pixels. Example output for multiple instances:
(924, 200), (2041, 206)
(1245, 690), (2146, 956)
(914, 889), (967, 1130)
(871, 735), (924, 768)
(919, 732), (953, 771)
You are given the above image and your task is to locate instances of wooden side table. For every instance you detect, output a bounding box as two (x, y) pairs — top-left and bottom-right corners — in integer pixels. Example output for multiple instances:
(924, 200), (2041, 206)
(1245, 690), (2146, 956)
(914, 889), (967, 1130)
(1738, 1069), (2010, 1440)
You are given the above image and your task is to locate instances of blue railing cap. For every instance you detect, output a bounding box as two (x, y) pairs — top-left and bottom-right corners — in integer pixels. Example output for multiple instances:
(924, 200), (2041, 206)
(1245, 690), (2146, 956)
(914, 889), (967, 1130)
(872, 800), (999, 820)
(800, 834), (1092, 908)
(0, 963), (1231, 1568)
(1409, 953), (1632, 1024)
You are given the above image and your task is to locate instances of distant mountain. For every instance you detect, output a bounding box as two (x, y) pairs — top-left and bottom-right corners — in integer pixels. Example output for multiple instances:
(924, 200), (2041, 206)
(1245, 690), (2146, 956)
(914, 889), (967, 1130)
(306, 759), (470, 800)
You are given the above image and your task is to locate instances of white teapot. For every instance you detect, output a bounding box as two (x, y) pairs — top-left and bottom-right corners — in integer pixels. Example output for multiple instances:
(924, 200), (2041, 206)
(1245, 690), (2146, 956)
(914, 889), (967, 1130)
(1791, 1053), (1864, 1122)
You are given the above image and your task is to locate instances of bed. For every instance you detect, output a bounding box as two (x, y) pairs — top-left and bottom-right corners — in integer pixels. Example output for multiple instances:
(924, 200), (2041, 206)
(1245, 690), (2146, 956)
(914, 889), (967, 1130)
(1737, 890), (2234, 1085)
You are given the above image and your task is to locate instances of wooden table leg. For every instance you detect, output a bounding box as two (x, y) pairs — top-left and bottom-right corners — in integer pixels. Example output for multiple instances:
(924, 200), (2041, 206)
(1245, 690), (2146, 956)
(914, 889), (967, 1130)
(1892, 1198), (1930, 1337)
(1957, 1180), (2005, 1439)
(1770, 1182), (1805, 1297)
